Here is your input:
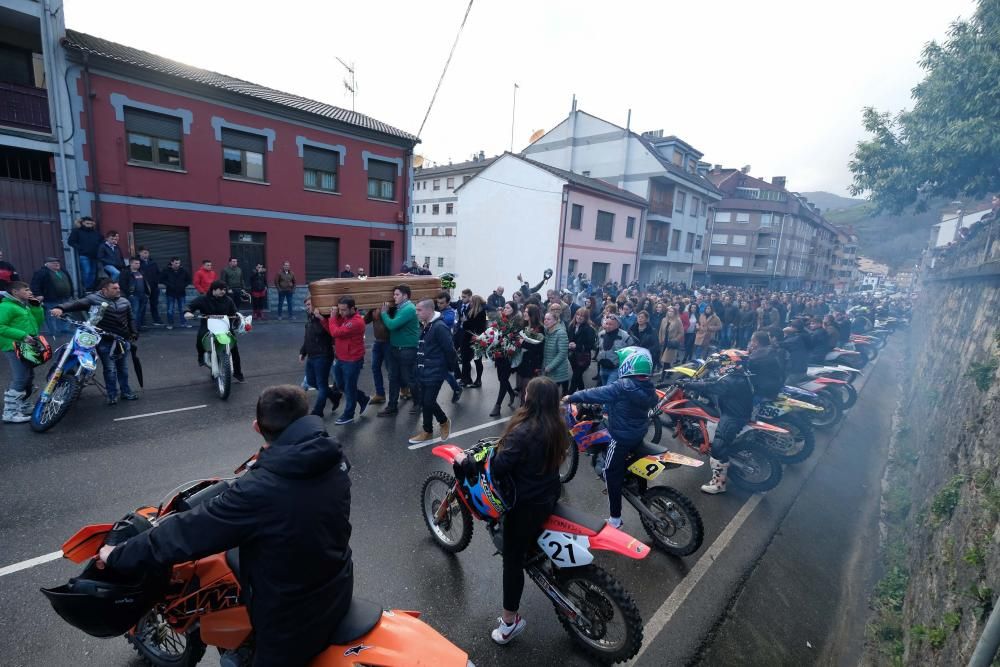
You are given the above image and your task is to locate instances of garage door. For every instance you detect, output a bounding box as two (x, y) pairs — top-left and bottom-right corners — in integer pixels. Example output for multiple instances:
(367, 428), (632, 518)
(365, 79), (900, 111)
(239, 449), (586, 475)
(305, 236), (339, 282)
(132, 224), (191, 273)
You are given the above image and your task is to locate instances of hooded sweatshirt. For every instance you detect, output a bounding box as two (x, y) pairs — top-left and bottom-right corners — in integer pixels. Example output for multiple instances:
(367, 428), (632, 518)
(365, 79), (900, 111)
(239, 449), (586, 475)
(567, 376), (658, 442)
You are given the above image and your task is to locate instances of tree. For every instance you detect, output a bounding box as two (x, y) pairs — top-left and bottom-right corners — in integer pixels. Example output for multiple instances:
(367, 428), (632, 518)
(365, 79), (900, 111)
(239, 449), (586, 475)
(849, 0), (1000, 214)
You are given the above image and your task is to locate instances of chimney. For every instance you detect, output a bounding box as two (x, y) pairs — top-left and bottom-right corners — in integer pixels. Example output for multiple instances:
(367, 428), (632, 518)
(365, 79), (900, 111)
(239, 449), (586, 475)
(712, 164), (722, 171)
(772, 176), (786, 189)
(740, 164), (751, 174)
(479, 150), (485, 161)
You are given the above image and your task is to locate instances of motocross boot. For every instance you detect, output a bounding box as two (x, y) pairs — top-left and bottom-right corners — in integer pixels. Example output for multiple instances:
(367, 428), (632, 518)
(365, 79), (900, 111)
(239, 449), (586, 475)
(3, 390), (30, 424)
(700, 457), (729, 494)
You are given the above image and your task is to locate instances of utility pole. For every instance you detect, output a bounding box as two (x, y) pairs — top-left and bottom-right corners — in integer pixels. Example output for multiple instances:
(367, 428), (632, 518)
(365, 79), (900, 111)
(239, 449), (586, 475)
(336, 57), (356, 111)
(510, 83), (518, 152)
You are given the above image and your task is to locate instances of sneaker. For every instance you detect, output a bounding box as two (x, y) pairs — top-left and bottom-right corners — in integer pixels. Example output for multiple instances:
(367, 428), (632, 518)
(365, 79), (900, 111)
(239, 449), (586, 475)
(369, 394), (386, 404)
(106, 396), (118, 406)
(334, 415), (354, 426)
(184, 323), (193, 328)
(377, 407), (398, 418)
(2, 412), (30, 424)
(122, 392), (139, 401)
(607, 517), (624, 529)
(233, 374), (245, 383)
(358, 394), (371, 416)
(439, 419), (451, 439)
(400, 389), (411, 401)
(470, 381), (482, 388)
(166, 325), (174, 330)
(451, 387), (463, 404)
(408, 431), (435, 445)
(491, 615), (526, 645)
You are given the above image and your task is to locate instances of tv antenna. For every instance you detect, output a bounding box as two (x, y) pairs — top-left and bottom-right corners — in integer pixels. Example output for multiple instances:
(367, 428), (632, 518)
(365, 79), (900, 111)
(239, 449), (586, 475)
(336, 57), (356, 111)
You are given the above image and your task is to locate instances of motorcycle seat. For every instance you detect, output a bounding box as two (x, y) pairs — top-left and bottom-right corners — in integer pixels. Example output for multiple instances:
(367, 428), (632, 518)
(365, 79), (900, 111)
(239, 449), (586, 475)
(328, 597), (383, 645)
(634, 440), (669, 457)
(550, 502), (608, 534)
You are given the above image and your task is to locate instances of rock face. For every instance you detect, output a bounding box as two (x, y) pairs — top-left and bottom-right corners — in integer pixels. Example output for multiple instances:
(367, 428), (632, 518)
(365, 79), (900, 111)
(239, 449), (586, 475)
(867, 229), (999, 665)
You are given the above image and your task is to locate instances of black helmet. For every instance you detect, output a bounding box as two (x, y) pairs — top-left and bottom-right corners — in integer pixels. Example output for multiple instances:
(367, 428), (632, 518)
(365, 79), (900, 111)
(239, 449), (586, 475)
(40, 559), (165, 637)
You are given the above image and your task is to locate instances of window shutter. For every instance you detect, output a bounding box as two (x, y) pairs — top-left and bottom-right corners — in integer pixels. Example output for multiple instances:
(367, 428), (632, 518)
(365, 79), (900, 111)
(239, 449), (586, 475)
(221, 128), (266, 153)
(124, 108), (182, 140)
(303, 147), (338, 172)
(368, 159), (396, 181)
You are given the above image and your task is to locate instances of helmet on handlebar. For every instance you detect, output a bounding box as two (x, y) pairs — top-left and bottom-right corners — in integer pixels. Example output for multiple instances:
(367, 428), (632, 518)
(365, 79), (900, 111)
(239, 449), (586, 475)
(616, 346), (652, 378)
(457, 440), (514, 521)
(14, 335), (51, 367)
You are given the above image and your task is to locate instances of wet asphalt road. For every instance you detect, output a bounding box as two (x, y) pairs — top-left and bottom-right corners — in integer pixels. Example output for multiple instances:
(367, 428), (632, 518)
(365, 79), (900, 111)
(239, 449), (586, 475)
(0, 320), (896, 666)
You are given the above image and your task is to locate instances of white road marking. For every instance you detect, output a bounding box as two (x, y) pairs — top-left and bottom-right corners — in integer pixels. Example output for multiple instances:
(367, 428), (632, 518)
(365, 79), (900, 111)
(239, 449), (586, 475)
(113, 405), (207, 422)
(408, 417), (511, 450)
(0, 551), (63, 577)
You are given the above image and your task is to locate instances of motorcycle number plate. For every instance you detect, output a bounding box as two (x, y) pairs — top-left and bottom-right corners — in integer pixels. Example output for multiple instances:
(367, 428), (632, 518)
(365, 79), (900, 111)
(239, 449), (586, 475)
(629, 456), (668, 480)
(538, 531), (594, 568)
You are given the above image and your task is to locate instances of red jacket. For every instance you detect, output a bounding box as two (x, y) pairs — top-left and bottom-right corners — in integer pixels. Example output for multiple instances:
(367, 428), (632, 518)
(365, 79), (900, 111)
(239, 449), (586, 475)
(193, 268), (218, 294)
(324, 312), (365, 362)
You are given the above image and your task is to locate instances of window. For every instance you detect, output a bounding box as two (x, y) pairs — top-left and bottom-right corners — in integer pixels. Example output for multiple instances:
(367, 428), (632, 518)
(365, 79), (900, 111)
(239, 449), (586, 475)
(711, 233), (728, 245)
(446, 203), (454, 215)
(421, 205), (426, 213)
(672, 151), (683, 166)
(687, 158), (697, 174)
(367, 159), (396, 200)
(690, 197), (699, 216)
(591, 262), (609, 285)
(621, 264), (630, 284)
(686, 232), (694, 252)
(715, 211), (731, 223)
(731, 234), (747, 245)
(125, 108), (183, 169)
(729, 256), (744, 268)
(437, 257), (444, 267)
(736, 212), (750, 224)
(432, 204), (440, 215)
(433, 179), (440, 191)
(431, 228), (439, 236)
(222, 128), (266, 180)
(671, 229), (681, 250)
(595, 210), (614, 241)
(695, 234), (703, 249)
(567, 259), (577, 276)
(444, 228), (453, 236)
(570, 204), (583, 230)
(760, 213), (773, 228)
(424, 256), (430, 266)
(701, 200), (708, 216)
(303, 146), (339, 192)
(708, 255), (725, 266)
(446, 177), (454, 189)
(675, 191), (686, 214)
(626, 216), (636, 238)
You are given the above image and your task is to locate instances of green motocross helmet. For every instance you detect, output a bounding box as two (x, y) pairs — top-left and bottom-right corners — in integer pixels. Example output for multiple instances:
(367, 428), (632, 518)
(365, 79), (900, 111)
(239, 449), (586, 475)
(616, 346), (653, 378)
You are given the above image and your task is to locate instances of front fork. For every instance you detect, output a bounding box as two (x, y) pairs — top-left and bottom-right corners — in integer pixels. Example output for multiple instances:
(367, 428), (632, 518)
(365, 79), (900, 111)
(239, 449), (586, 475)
(39, 345), (75, 402)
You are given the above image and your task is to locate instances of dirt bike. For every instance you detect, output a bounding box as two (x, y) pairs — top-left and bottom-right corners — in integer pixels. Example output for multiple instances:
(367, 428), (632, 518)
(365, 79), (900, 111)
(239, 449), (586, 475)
(805, 363), (861, 409)
(42, 453), (472, 667)
(562, 404), (705, 556)
(788, 375), (848, 429)
(30, 304), (126, 432)
(822, 346), (866, 370)
(189, 313), (251, 400)
(421, 441), (648, 664)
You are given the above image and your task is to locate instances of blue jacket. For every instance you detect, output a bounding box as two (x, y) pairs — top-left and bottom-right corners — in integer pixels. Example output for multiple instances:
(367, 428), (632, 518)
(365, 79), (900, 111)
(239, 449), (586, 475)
(415, 314), (456, 384)
(567, 377), (657, 443)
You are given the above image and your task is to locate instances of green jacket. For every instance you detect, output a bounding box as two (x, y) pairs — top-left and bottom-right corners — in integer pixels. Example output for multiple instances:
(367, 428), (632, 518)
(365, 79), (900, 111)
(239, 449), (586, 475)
(543, 322), (571, 382)
(380, 300), (419, 348)
(0, 297), (44, 353)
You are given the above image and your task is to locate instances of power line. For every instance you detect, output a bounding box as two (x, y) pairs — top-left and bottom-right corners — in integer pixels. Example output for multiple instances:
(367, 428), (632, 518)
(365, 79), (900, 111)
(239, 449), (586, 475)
(417, 0), (475, 139)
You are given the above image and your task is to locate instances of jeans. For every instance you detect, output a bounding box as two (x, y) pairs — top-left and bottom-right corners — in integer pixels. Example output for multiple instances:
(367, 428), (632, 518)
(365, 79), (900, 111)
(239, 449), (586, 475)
(103, 265), (121, 281)
(129, 294), (148, 328)
(371, 340), (387, 396)
(44, 311), (71, 339)
(419, 379), (447, 434)
(710, 415), (746, 463)
(165, 296), (186, 326)
(277, 291), (294, 318)
(4, 350), (33, 393)
(387, 346), (416, 409)
(78, 255), (97, 292)
(96, 338), (132, 398)
(445, 372), (461, 393)
(305, 356), (333, 416)
(603, 437), (642, 518)
(148, 286), (162, 323)
(334, 358), (365, 419)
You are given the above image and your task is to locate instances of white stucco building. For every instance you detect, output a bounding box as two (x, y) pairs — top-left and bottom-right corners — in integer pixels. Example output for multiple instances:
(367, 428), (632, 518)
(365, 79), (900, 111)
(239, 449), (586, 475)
(454, 153), (647, 297)
(522, 106), (722, 286)
(410, 152), (494, 273)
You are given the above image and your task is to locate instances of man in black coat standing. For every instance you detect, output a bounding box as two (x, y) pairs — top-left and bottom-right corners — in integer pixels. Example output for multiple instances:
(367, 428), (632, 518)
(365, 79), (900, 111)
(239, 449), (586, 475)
(138, 247), (163, 326)
(100, 385), (354, 667)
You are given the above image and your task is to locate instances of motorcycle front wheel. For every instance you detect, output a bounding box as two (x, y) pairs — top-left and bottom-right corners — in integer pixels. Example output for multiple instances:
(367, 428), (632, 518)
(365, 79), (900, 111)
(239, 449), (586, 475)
(809, 390), (843, 430)
(215, 349), (232, 400)
(553, 564), (643, 664)
(420, 471), (473, 553)
(560, 443), (579, 484)
(30, 375), (81, 433)
(726, 441), (783, 492)
(647, 413), (665, 444)
(831, 382), (858, 410)
(640, 486), (704, 556)
(761, 415), (815, 464)
(127, 607), (206, 667)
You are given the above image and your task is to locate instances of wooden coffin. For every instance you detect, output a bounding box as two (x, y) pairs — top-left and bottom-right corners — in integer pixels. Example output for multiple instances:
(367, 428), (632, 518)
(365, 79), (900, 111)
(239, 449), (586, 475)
(308, 276), (442, 312)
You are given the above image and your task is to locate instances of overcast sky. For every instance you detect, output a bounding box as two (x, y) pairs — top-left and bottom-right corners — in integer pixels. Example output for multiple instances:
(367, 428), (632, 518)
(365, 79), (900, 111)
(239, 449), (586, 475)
(65, 0), (976, 196)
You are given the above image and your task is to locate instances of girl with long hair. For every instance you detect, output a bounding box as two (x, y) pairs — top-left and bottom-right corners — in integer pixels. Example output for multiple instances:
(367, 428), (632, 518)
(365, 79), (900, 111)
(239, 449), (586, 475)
(567, 306), (596, 392)
(515, 303), (545, 405)
(486, 301), (522, 417)
(461, 295), (487, 387)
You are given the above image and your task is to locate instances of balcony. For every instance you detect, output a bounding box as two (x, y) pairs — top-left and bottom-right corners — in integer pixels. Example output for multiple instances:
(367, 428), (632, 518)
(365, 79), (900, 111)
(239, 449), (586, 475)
(0, 82), (50, 133)
(643, 240), (672, 256)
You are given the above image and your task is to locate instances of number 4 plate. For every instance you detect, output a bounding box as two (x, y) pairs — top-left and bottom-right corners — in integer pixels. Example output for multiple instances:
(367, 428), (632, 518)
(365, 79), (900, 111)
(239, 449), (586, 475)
(537, 531), (594, 568)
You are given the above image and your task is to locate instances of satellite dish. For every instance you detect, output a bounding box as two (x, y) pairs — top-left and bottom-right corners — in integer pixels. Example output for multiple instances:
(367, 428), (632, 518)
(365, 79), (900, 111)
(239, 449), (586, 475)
(413, 154), (425, 168)
(529, 129), (545, 144)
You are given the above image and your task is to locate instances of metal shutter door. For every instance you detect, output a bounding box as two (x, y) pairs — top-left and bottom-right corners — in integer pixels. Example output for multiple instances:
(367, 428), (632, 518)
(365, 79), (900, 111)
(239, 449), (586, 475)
(132, 224), (191, 274)
(303, 147), (339, 172)
(304, 236), (339, 283)
(124, 109), (182, 140)
(221, 128), (266, 153)
(367, 159), (396, 181)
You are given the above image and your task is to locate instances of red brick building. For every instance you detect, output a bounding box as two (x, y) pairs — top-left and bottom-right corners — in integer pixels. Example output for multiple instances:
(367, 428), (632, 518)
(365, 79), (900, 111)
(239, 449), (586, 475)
(61, 30), (417, 281)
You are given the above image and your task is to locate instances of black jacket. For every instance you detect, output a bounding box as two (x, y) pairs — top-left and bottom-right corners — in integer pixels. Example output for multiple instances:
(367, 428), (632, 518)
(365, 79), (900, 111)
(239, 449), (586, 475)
(747, 345), (786, 398)
(567, 320), (596, 355)
(250, 271), (268, 293)
(139, 258), (161, 289)
(486, 292), (505, 312)
(779, 332), (810, 376)
(119, 267), (151, 298)
(108, 416), (353, 667)
(490, 422), (561, 505)
(57, 292), (136, 340)
(462, 308), (487, 336)
(30, 267), (74, 304)
(160, 266), (191, 298)
(629, 323), (659, 360)
(68, 226), (103, 258)
(686, 372), (754, 423)
(301, 314), (333, 358)
(96, 242), (125, 270)
(187, 294), (239, 338)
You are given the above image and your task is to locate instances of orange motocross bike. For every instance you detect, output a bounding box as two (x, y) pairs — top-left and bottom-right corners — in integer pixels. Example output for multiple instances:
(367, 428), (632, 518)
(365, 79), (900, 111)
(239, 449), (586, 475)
(41, 454), (473, 667)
